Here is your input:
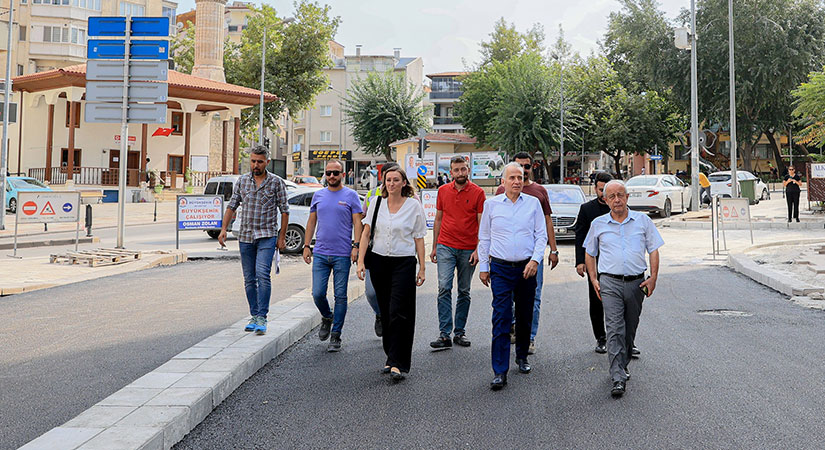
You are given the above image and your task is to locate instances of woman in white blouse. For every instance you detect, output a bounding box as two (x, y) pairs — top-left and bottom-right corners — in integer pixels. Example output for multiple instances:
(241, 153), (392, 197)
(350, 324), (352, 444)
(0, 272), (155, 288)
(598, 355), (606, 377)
(357, 166), (427, 382)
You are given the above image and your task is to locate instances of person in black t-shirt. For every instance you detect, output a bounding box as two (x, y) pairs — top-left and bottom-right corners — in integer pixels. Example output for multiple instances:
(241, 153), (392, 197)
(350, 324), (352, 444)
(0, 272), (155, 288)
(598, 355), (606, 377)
(783, 166), (802, 222)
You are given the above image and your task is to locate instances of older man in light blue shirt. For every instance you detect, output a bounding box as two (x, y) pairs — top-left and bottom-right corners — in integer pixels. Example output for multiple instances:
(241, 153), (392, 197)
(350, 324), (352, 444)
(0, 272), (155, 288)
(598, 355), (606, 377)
(478, 162), (547, 390)
(584, 179), (663, 398)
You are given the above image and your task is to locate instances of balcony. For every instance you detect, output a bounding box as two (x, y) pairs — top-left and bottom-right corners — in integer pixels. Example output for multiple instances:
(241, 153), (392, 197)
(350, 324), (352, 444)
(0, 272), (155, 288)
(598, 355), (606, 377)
(433, 116), (458, 125)
(429, 91), (463, 100)
(29, 42), (86, 60)
(31, 5), (94, 21)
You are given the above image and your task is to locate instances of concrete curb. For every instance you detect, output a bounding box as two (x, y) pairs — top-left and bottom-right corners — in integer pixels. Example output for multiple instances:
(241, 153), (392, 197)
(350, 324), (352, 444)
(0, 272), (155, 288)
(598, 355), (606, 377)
(663, 220), (825, 230)
(727, 252), (825, 297)
(20, 281), (365, 450)
(0, 251), (188, 297)
(0, 237), (100, 250)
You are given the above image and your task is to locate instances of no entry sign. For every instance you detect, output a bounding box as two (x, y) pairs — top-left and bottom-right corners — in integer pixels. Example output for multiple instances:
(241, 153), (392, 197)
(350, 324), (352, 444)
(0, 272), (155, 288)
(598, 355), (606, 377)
(16, 191), (80, 224)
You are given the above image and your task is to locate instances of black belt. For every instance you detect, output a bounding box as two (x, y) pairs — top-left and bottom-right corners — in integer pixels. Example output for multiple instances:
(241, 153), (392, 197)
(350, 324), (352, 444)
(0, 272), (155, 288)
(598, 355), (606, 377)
(490, 257), (531, 267)
(599, 273), (645, 281)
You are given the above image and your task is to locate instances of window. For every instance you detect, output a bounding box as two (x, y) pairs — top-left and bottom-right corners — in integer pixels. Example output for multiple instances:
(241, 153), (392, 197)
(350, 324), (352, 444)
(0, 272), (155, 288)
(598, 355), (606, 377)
(119, 2), (145, 16)
(43, 26), (70, 43)
(64, 102), (80, 128)
(228, 25), (238, 32)
(20, 0), (26, 4)
(171, 111), (183, 135)
(17, 65), (23, 76)
(320, 105), (332, 117)
(320, 131), (332, 142)
(18, 26), (25, 42)
(168, 155), (183, 174)
(60, 148), (82, 167)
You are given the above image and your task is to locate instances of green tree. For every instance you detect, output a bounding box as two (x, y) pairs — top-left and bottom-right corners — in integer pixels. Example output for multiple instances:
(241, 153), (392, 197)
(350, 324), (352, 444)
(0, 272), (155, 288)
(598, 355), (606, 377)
(479, 17), (545, 66)
(603, 0), (825, 172)
(792, 68), (825, 149)
(342, 71), (430, 160)
(171, 21), (195, 74)
(454, 63), (505, 147)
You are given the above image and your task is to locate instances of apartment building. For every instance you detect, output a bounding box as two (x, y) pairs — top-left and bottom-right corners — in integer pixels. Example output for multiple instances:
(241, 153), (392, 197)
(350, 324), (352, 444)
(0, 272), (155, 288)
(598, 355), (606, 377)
(0, 0), (176, 78)
(427, 71), (466, 134)
(289, 42), (425, 184)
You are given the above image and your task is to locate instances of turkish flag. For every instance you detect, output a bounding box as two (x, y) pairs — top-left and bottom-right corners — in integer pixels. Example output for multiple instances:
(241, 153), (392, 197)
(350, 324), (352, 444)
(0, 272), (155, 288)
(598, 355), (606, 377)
(153, 127), (174, 137)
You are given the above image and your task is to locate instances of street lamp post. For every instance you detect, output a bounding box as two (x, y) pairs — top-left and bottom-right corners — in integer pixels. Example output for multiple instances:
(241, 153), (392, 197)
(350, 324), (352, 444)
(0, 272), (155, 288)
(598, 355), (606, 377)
(728, 0), (739, 198)
(0, 0), (15, 231)
(689, 0), (700, 211)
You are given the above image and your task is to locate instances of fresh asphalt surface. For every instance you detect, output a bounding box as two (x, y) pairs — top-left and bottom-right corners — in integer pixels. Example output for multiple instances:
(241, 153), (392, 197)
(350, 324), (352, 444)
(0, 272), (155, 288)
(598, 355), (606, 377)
(175, 253), (825, 449)
(0, 255), (306, 450)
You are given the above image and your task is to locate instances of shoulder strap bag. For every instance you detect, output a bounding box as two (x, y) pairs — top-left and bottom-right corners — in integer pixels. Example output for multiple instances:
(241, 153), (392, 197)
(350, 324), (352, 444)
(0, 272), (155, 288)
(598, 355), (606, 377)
(364, 195), (382, 270)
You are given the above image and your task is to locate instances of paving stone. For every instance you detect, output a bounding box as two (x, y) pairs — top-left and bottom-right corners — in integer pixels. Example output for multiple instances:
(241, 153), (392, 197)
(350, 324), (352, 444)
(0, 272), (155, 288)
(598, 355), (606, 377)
(173, 346), (222, 360)
(145, 387), (213, 430)
(19, 427), (103, 450)
(154, 359), (204, 373)
(117, 406), (189, 450)
(98, 388), (163, 407)
(129, 372), (187, 389)
(65, 406), (137, 429)
(193, 334), (246, 348)
(193, 357), (247, 373)
(76, 426), (163, 450)
(170, 372), (232, 407)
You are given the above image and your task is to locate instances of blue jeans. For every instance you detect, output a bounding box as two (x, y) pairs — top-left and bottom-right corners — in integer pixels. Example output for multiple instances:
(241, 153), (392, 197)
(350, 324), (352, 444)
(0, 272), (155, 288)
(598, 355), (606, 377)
(436, 244), (475, 337)
(364, 269), (381, 316)
(511, 259), (544, 340)
(312, 254), (352, 334)
(239, 236), (277, 318)
(491, 260), (537, 375)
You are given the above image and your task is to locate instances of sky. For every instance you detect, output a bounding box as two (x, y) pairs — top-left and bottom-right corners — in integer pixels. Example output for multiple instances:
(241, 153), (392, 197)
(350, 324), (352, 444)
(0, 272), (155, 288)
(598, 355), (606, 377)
(174, 0), (687, 76)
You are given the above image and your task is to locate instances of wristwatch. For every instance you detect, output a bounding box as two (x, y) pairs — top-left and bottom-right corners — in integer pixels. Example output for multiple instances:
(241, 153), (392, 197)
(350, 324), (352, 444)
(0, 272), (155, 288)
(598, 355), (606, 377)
(549, 250), (559, 256)
(352, 242), (360, 249)
(304, 245), (312, 252)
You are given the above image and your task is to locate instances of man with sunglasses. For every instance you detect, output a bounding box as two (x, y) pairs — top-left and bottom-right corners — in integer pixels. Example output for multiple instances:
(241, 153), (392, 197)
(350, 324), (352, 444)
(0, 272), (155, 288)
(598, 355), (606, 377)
(495, 152), (558, 354)
(303, 160), (364, 352)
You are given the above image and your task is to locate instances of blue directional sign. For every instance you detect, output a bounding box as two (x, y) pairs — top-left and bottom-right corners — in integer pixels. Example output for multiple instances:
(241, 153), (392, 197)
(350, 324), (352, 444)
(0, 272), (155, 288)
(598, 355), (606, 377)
(418, 165), (427, 176)
(89, 17), (170, 37)
(650, 154), (664, 161)
(87, 40), (170, 60)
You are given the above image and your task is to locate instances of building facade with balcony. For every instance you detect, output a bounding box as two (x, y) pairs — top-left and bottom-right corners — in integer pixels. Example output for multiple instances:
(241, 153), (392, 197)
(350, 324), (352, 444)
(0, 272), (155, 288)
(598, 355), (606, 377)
(287, 42), (425, 186)
(426, 71), (466, 134)
(0, 0), (177, 78)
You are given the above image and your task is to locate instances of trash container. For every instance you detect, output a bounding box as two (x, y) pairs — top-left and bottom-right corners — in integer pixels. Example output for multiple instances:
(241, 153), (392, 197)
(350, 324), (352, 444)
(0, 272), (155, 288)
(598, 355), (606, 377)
(739, 178), (756, 205)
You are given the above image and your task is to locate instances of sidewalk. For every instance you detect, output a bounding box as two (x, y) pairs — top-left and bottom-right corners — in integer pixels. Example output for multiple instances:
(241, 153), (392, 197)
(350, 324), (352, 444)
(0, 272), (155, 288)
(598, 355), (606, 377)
(0, 202), (178, 240)
(662, 193), (825, 230)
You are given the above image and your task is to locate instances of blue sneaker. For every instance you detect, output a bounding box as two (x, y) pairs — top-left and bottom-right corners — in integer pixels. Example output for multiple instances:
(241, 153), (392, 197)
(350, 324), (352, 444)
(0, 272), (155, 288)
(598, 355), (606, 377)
(244, 317), (257, 332)
(255, 316), (267, 335)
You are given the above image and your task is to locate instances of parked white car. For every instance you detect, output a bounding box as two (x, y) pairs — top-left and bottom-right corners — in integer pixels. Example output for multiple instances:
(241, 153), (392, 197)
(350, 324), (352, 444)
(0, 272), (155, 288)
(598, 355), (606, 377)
(626, 174), (692, 217)
(230, 186), (319, 253)
(204, 175), (298, 239)
(708, 170), (769, 201)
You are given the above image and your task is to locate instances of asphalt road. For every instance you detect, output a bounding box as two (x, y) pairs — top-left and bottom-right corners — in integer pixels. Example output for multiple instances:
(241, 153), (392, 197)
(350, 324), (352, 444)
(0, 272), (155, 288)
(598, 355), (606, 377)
(176, 258), (825, 449)
(0, 255), (308, 450)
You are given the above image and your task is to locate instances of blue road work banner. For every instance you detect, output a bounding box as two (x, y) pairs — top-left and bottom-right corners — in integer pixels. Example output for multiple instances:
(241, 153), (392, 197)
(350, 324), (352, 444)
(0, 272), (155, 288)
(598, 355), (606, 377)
(177, 195), (224, 230)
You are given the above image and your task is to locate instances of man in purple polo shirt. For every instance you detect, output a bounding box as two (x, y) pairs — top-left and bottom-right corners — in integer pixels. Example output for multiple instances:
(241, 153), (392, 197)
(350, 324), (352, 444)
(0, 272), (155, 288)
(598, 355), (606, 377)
(303, 160), (363, 352)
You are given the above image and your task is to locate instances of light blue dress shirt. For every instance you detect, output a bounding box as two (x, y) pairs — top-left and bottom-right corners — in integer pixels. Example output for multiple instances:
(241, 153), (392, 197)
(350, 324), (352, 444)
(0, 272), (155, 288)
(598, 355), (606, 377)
(478, 193), (547, 273)
(584, 209), (664, 276)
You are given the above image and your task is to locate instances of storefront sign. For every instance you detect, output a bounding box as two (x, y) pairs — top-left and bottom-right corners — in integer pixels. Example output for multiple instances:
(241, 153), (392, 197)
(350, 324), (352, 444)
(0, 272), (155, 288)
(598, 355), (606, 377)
(309, 150), (352, 161)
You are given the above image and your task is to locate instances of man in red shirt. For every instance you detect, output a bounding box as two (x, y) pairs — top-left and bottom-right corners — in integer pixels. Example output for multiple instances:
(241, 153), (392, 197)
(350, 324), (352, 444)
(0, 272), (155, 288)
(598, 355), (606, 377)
(495, 152), (559, 354)
(429, 155), (487, 349)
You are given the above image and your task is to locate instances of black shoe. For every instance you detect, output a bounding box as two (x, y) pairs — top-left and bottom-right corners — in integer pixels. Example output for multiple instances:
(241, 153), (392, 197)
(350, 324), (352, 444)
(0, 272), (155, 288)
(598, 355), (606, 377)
(595, 340), (607, 354)
(611, 381), (626, 397)
(453, 334), (471, 347)
(490, 373), (508, 390)
(390, 368), (405, 383)
(788, 219), (792, 223)
(319, 317), (332, 341)
(796, 218), (800, 223)
(631, 346), (640, 359)
(327, 332), (341, 352)
(380, 366), (391, 374)
(510, 324), (516, 344)
(624, 366), (631, 380)
(429, 336), (452, 351)
(516, 358), (531, 374)
(374, 315), (383, 337)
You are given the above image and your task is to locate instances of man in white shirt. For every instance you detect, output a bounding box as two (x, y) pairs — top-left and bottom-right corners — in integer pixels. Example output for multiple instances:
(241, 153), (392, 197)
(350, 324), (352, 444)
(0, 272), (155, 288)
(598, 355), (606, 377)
(478, 163), (547, 390)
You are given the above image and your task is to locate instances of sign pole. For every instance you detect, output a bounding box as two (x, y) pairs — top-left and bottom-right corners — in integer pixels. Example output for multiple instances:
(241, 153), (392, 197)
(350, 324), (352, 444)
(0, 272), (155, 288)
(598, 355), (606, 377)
(116, 15), (131, 248)
(176, 194), (180, 250)
(11, 205), (19, 258)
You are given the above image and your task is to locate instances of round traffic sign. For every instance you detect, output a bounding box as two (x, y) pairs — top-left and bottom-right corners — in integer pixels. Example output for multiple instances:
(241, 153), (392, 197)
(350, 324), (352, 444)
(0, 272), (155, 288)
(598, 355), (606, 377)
(418, 165), (427, 176)
(62, 202), (73, 213)
(22, 201), (37, 215)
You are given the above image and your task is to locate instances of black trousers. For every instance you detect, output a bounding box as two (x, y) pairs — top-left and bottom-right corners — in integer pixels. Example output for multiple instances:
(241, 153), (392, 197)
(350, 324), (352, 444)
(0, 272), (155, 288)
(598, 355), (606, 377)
(588, 277), (606, 342)
(787, 190), (800, 220)
(369, 253), (417, 373)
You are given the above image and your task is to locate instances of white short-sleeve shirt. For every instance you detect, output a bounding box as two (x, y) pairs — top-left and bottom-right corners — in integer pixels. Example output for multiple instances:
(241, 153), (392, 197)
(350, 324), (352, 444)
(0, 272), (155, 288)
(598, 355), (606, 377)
(362, 197), (427, 257)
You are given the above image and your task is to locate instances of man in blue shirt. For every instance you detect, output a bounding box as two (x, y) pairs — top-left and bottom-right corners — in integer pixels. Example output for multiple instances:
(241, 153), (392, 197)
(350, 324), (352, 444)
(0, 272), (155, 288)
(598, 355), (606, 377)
(478, 162), (547, 390)
(303, 160), (363, 352)
(584, 180), (663, 397)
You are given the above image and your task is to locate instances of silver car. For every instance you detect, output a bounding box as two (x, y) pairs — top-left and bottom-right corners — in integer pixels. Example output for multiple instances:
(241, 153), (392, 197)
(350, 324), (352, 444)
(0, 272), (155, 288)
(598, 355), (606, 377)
(542, 184), (587, 240)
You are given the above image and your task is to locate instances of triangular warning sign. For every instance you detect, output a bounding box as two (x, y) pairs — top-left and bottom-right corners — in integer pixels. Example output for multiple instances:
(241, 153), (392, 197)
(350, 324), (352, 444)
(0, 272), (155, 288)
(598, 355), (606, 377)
(731, 207), (738, 218)
(40, 201), (55, 215)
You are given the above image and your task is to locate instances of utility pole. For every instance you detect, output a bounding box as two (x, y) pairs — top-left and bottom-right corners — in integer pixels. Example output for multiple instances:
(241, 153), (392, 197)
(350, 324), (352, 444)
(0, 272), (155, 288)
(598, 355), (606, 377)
(560, 60), (565, 183)
(728, 0), (739, 198)
(689, 0), (700, 211)
(258, 27), (266, 146)
(0, 0), (15, 231)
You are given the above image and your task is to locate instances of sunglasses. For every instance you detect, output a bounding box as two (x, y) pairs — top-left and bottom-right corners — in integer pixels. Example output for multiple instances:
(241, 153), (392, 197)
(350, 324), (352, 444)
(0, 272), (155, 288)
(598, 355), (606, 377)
(522, 164), (532, 170)
(325, 170), (341, 176)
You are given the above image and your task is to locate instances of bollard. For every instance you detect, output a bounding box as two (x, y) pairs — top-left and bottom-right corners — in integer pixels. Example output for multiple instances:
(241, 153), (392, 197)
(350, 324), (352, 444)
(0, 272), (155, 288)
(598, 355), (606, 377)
(85, 204), (93, 237)
(154, 199), (157, 222)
